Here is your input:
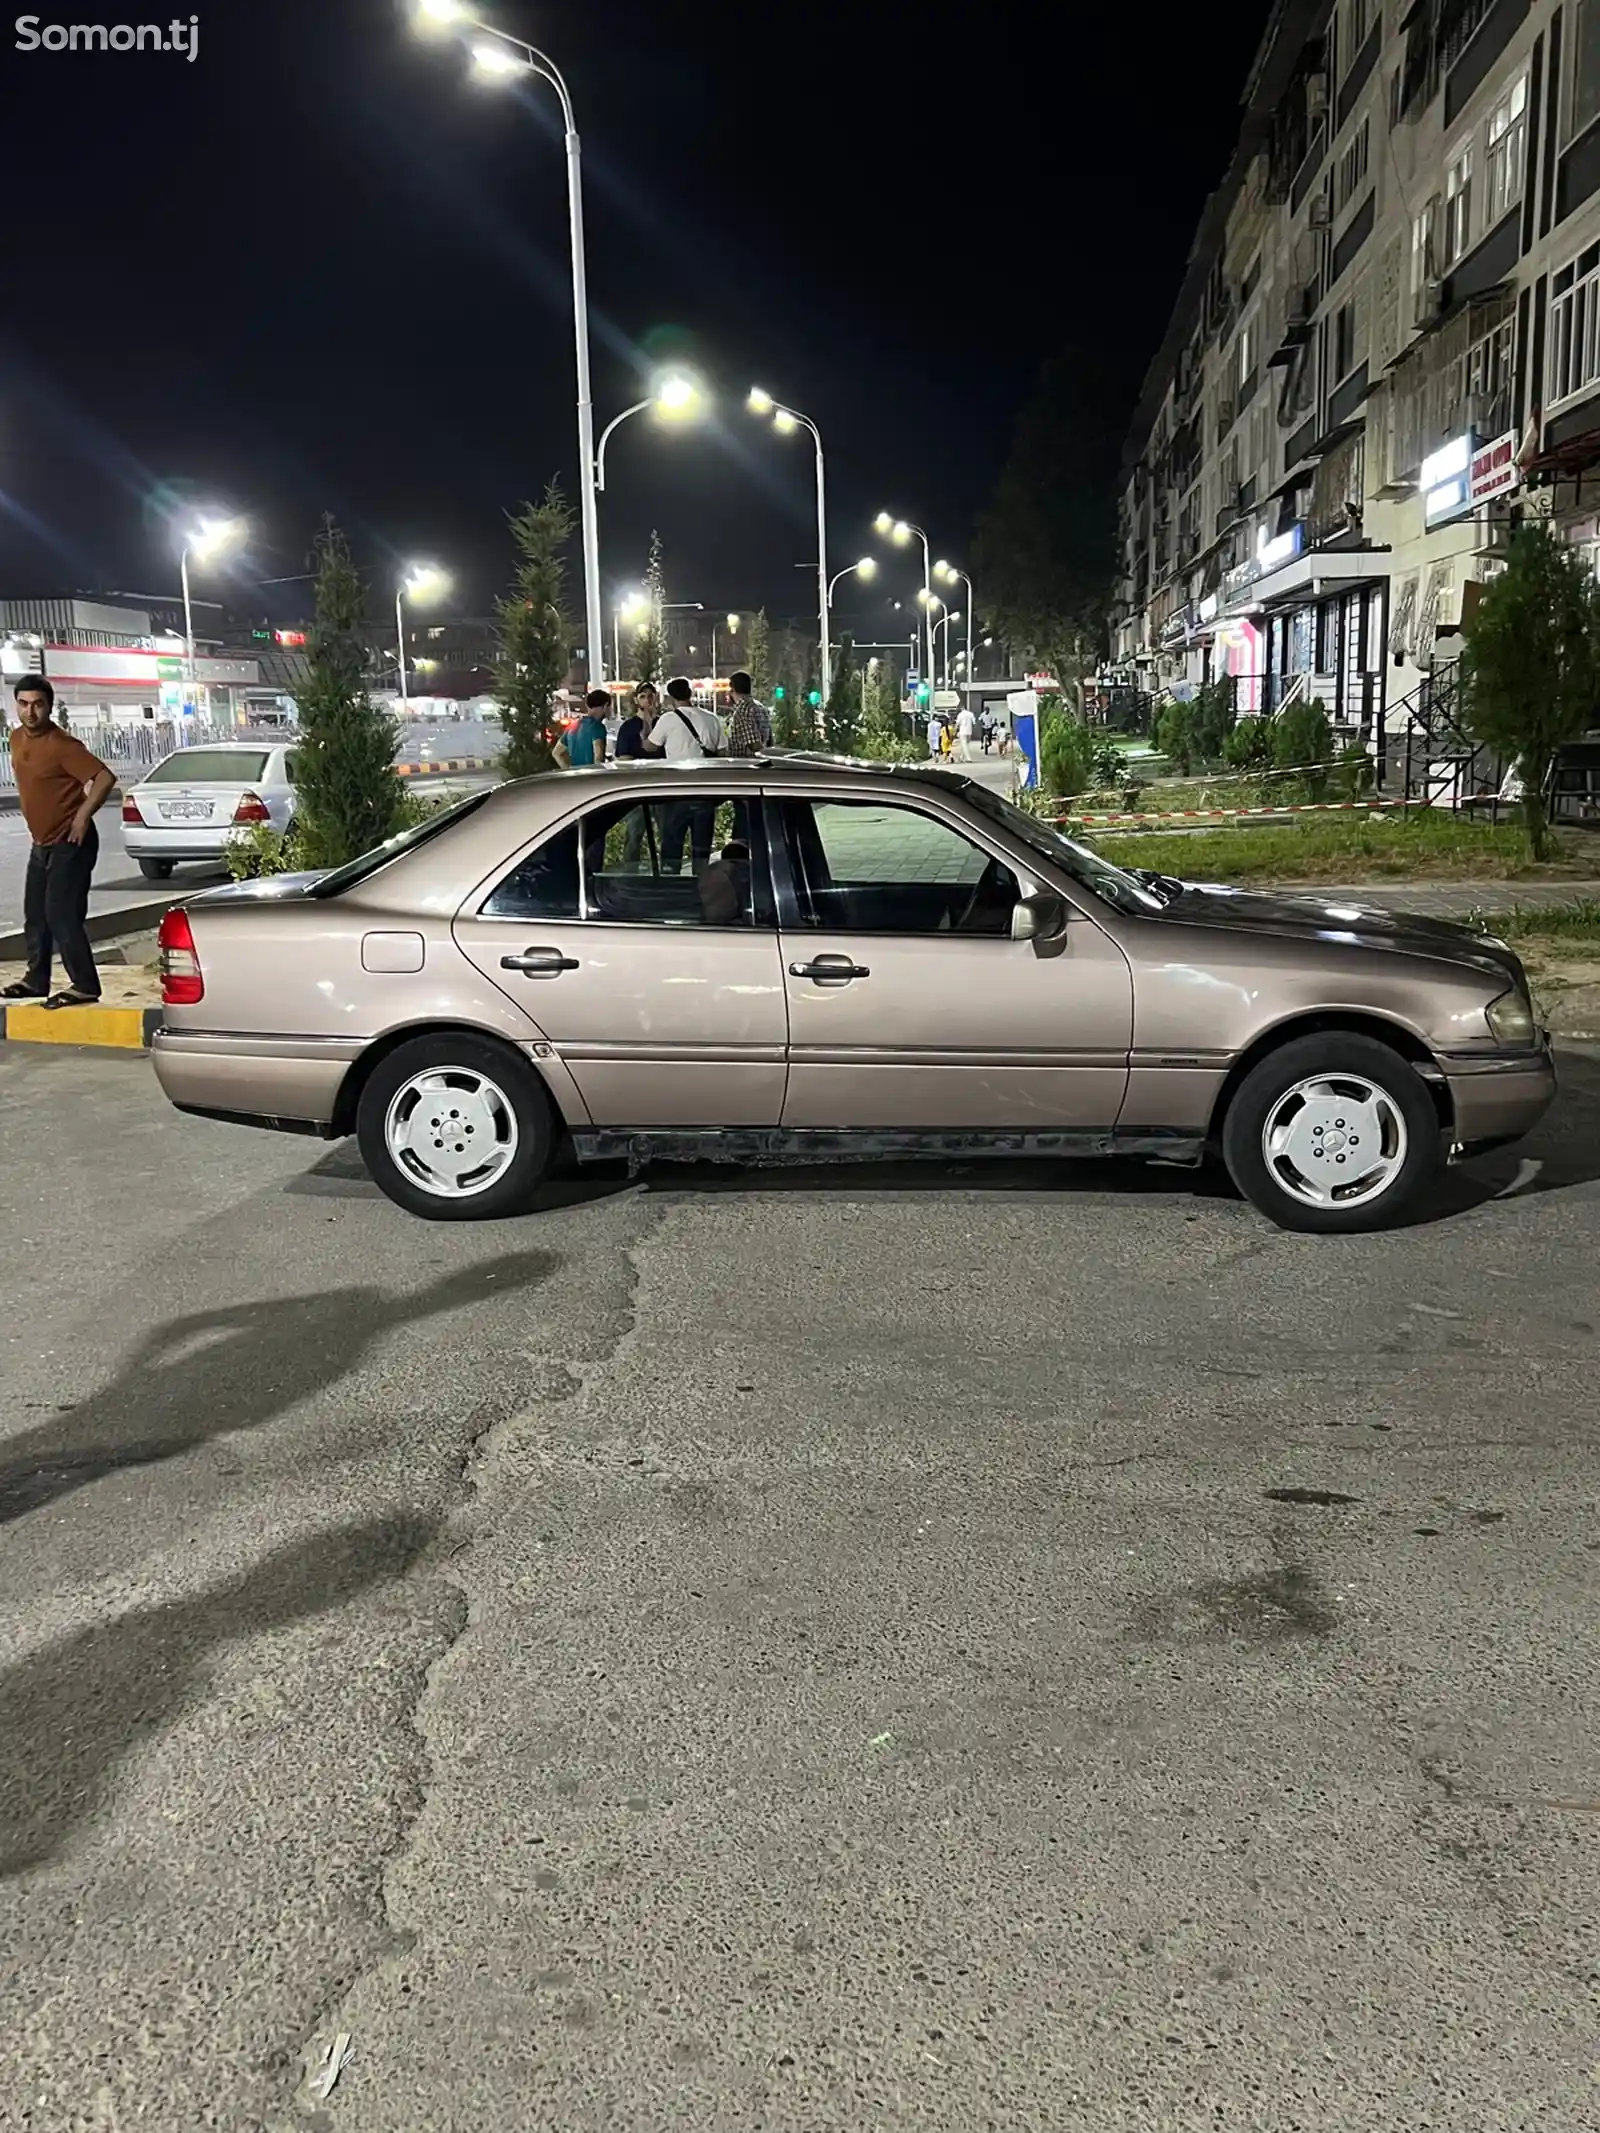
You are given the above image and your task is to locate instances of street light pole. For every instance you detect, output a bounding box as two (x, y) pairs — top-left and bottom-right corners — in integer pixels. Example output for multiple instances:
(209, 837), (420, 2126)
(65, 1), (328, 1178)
(450, 18), (604, 691)
(874, 513), (935, 689)
(937, 563), (976, 700)
(395, 583), (410, 707)
(594, 399), (651, 494)
(180, 546), (196, 715)
(748, 390), (831, 703)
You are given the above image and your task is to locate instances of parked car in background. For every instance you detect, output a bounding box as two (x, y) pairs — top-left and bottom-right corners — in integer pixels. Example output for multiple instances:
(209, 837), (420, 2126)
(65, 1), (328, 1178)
(121, 743), (297, 880)
(150, 757), (1555, 1233)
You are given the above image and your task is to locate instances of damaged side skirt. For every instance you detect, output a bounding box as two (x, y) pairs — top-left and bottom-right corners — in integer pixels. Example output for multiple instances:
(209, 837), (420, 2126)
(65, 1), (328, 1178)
(569, 1126), (1207, 1174)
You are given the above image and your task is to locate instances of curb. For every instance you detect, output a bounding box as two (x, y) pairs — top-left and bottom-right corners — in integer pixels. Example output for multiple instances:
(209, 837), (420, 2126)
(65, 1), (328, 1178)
(396, 757), (496, 777)
(0, 894), (177, 964)
(1, 1001), (160, 1050)
(1060, 799), (1412, 828)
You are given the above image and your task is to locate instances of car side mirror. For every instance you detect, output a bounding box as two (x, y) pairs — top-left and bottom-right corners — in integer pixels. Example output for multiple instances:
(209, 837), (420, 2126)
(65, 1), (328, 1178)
(1011, 892), (1071, 949)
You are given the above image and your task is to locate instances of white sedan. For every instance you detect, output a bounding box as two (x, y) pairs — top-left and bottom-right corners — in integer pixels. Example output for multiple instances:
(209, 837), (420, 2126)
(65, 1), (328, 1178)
(120, 743), (298, 880)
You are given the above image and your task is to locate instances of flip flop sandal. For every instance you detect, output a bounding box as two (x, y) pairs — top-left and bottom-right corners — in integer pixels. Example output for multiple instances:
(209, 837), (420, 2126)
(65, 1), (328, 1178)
(2, 982), (46, 998)
(41, 990), (100, 1010)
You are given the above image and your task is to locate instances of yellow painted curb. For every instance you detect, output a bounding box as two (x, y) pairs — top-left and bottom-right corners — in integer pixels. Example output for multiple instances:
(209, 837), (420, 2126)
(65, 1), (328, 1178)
(3, 1003), (157, 1050)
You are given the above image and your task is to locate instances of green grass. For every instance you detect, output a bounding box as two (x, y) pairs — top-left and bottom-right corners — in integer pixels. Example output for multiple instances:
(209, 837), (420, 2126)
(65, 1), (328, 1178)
(1466, 899), (1600, 948)
(1082, 810), (1576, 885)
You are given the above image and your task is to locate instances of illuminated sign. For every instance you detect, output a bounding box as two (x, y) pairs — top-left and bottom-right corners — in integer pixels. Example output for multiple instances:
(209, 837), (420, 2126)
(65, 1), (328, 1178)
(1256, 524), (1303, 572)
(275, 629), (307, 647)
(1470, 428), (1519, 504)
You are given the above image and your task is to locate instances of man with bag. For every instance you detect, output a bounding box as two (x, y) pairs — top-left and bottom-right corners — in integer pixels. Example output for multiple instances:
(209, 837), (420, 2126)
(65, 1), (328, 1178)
(646, 676), (722, 876)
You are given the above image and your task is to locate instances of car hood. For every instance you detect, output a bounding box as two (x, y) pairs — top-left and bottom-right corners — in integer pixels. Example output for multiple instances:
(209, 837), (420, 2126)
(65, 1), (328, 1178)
(1152, 882), (1523, 982)
(187, 869), (331, 905)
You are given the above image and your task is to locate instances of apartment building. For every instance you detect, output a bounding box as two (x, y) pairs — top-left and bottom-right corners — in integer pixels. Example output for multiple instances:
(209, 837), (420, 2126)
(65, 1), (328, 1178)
(1115, 0), (1600, 749)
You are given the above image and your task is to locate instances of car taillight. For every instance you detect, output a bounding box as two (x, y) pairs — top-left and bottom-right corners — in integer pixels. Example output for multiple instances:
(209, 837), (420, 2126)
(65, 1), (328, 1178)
(122, 793), (145, 825)
(232, 791), (270, 824)
(158, 907), (204, 1006)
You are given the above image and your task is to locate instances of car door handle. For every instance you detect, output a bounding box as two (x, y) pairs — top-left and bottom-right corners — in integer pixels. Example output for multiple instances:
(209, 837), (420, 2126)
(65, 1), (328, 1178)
(501, 948), (579, 976)
(789, 957), (870, 982)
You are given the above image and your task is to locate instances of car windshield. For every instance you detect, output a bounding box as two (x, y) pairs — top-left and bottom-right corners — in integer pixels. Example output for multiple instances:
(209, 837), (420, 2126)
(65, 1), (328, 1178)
(957, 781), (1164, 915)
(307, 790), (494, 898)
(145, 749), (270, 783)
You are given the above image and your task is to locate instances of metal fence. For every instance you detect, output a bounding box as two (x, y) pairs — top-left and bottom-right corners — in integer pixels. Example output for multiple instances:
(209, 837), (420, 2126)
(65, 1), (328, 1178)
(1, 715), (297, 791)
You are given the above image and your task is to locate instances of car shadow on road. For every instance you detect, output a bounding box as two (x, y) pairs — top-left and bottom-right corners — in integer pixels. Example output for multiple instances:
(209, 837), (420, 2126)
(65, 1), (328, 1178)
(0, 1250), (558, 1529)
(0, 1512), (438, 1878)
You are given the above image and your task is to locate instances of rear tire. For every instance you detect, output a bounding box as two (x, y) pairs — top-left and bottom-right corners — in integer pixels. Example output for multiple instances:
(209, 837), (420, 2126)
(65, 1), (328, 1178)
(356, 1033), (555, 1221)
(1221, 1032), (1440, 1234)
(137, 858), (176, 881)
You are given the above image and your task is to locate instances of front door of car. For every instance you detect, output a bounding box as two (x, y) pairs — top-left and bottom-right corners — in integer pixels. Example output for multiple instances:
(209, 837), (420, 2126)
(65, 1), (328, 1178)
(453, 787), (788, 1126)
(774, 794), (1132, 1130)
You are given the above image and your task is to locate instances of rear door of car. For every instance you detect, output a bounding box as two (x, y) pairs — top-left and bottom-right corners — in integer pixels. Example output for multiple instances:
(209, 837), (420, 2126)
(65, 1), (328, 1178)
(452, 782), (790, 1126)
(771, 788), (1132, 1130)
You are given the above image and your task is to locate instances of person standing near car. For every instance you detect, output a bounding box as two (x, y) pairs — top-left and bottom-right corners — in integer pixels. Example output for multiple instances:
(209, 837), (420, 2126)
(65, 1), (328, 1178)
(4, 678), (115, 1009)
(555, 689), (611, 768)
(615, 682), (658, 865)
(646, 676), (721, 874)
(725, 670), (771, 758)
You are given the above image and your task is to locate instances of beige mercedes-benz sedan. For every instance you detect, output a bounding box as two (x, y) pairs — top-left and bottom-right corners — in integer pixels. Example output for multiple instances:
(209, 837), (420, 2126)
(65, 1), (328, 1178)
(150, 756), (1556, 1232)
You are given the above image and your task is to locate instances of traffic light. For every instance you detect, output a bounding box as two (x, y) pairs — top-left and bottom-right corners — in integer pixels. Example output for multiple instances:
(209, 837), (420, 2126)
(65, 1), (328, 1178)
(807, 689), (822, 707)
(773, 685), (785, 700)
(915, 681), (931, 706)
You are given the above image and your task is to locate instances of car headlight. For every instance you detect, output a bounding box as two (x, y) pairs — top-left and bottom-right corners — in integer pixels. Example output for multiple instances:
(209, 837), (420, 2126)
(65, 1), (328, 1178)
(1485, 987), (1536, 1045)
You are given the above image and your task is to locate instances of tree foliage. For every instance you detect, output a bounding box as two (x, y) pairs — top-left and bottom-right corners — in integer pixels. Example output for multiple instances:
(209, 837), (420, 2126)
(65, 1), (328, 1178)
(744, 608), (771, 697)
(823, 634), (860, 754)
(630, 527), (666, 689)
(1155, 699), (1196, 774)
(494, 485), (575, 779)
(1274, 696), (1334, 797)
(1464, 524), (1600, 857)
(973, 350), (1119, 664)
(1190, 674), (1238, 765)
(1039, 708), (1094, 799)
(292, 520), (403, 868)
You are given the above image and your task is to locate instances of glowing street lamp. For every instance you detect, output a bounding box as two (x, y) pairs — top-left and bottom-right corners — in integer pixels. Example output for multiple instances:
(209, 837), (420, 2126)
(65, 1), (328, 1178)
(826, 556), (876, 607)
(935, 559), (976, 694)
(595, 370), (706, 493)
(179, 514), (245, 717)
(872, 512), (934, 683)
(748, 387), (832, 700)
(711, 609), (741, 692)
(396, 562), (450, 707)
(414, 4), (603, 691)
(612, 588), (649, 679)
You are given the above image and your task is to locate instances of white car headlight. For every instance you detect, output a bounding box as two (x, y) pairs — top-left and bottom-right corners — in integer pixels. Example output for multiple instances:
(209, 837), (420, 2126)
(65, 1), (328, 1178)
(1485, 987), (1536, 1045)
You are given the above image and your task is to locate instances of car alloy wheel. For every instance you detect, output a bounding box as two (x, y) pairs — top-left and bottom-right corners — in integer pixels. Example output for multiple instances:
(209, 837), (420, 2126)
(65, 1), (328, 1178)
(356, 1032), (556, 1220)
(1260, 1072), (1407, 1211)
(1221, 1031), (1439, 1234)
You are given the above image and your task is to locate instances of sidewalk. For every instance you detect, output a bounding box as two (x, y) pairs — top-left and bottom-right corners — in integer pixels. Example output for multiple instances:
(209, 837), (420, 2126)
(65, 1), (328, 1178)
(1275, 880), (1600, 917)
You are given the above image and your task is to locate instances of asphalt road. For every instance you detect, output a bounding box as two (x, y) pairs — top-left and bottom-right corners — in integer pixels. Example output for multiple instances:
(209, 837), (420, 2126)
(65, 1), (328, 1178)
(3, 1047), (1599, 2133)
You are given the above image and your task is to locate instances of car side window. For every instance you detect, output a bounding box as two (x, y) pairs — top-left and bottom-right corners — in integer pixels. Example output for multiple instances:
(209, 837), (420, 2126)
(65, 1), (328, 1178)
(481, 824), (581, 919)
(578, 795), (772, 929)
(283, 752), (298, 785)
(784, 798), (1020, 937)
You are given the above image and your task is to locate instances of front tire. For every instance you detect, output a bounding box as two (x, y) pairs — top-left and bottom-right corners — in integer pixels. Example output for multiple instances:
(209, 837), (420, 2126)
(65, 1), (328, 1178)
(356, 1033), (555, 1220)
(1221, 1032), (1440, 1234)
(137, 858), (175, 881)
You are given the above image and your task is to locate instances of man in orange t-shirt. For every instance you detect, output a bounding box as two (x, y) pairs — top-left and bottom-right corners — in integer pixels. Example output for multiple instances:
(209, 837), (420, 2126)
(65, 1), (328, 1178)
(5, 678), (116, 1007)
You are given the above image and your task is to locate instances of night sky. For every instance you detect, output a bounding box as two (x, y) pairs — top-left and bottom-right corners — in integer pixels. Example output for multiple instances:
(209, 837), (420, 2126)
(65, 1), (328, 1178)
(1, 0), (1271, 646)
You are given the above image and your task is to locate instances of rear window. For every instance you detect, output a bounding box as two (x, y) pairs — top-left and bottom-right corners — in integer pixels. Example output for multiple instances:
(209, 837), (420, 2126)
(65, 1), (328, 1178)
(145, 749), (270, 784)
(307, 789), (494, 899)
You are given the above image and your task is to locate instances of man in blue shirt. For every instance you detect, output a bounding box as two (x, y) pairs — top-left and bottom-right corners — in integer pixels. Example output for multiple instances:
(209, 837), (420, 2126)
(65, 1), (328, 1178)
(559, 689), (611, 768)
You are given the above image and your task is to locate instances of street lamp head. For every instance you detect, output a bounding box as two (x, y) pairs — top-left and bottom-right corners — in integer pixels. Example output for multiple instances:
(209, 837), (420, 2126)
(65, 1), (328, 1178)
(402, 563), (449, 602)
(186, 514), (245, 563)
(653, 370), (702, 418)
(935, 559), (956, 581)
(772, 407), (798, 435)
(915, 586), (935, 608)
(747, 386), (774, 415)
(415, 0), (465, 20)
(855, 556), (877, 580)
(873, 511), (893, 534)
(470, 39), (525, 76)
(891, 520), (911, 545)
(726, 612), (741, 632)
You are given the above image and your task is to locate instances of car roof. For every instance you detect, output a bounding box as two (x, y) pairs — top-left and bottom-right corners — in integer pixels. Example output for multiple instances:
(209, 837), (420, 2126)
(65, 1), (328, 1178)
(494, 753), (979, 795)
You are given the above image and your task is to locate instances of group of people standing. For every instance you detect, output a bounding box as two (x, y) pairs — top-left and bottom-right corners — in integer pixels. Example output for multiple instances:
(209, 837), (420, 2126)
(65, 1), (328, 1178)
(925, 704), (1003, 762)
(555, 670), (772, 772)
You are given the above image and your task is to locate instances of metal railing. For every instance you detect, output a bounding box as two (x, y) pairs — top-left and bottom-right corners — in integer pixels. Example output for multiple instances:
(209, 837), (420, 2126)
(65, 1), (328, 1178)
(1, 714), (298, 792)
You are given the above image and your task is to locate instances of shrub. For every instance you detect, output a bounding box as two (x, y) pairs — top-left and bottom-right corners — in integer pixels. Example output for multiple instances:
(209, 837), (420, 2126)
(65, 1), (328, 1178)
(1224, 716), (1276, 772)
(1155, 699), (1196, 774)
(1274, 697), (1335, 799)
(1040, 711), (1094, 798)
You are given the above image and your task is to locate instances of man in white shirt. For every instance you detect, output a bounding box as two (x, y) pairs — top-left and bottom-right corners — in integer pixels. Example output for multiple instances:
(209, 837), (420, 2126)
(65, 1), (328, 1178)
(926, 711), (943, 759)
(646, 676), (722, 873)
(955, 704), (977, 760)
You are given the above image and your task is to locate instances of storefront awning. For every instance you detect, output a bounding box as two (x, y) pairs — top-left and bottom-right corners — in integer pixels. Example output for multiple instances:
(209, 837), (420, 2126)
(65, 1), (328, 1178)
(1223, 544), (1391, 616)
(1522, 426), (1600, 479)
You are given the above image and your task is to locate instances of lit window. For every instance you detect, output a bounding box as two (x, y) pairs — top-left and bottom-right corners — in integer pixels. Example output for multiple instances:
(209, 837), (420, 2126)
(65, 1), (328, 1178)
(1444, 143), (1474, 264)
(1485, 76), (1528, 222)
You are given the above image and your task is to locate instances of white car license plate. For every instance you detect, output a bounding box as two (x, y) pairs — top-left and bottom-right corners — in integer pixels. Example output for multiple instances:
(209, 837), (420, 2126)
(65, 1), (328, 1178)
(161, 799), (213, 820)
